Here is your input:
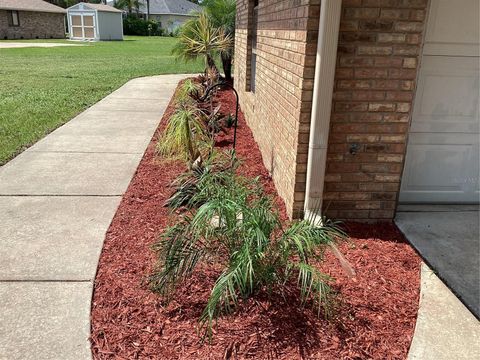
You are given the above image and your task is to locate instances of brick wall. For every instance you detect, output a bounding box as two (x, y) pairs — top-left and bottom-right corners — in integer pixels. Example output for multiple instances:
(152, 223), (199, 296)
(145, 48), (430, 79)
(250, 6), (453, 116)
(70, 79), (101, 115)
(234, 0), (321, 218)
(323, 0), (428, 220)
(235, 0), (429, 221)
(0, 11), (65, 40)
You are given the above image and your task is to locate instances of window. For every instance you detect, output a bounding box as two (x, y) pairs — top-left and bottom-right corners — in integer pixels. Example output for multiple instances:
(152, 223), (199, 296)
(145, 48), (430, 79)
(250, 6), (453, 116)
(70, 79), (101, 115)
(8, 10), (20, 27)
(247, 0), (259, 92)
(251, 0), (258, 92)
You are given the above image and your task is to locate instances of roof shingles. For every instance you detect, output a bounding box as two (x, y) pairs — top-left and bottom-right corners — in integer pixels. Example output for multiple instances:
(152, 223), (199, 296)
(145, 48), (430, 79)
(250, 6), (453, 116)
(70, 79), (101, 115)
(0, 0), (66, 13)
(143, 0), (201, 16)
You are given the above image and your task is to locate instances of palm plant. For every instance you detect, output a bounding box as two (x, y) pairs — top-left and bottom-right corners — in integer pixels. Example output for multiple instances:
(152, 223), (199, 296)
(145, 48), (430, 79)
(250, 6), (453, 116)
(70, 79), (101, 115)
(172, 11), (233, 78)
(165, 150), (239, 209)
(202, 0), (236, 80)
(150, 173), (347, 339)
(156, 104), (211, 164)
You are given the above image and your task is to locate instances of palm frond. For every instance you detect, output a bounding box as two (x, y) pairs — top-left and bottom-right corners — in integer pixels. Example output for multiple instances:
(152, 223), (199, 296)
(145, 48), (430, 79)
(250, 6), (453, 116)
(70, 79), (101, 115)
(149, 222), (206, 299)
(296, 262), (335, 318)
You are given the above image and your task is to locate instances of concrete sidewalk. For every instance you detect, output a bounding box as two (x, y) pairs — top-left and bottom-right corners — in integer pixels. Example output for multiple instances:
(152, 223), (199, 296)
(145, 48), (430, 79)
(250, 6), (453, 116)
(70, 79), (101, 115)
(408, 264), (480, 360)
(0, 75), (187, 360)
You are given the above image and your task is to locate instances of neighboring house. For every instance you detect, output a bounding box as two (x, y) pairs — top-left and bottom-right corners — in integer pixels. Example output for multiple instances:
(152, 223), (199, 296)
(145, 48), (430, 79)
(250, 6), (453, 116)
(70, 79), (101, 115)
(0, 0), (66, 39)
(235, 0), (479, 221)
(67, 2), (123, 41)
(108, 0), (200, 33)
(144, 0), (200, 32)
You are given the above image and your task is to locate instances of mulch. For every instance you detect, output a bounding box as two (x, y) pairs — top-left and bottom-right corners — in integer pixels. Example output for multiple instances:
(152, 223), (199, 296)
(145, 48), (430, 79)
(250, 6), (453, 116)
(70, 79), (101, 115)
(90, 81), (421, 360)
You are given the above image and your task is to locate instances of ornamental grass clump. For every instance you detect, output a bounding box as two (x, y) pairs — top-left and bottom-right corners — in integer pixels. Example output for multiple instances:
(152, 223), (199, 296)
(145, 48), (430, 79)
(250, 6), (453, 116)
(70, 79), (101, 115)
(149, 165), (346, 339)
(156, 104), (212, 165)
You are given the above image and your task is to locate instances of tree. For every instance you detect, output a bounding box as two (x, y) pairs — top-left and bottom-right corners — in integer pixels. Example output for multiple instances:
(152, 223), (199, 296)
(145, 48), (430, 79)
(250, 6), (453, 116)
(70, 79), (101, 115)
(114, 0), (141, 16)
(202, 0), (236, 81)
(172, 11), (232, 77)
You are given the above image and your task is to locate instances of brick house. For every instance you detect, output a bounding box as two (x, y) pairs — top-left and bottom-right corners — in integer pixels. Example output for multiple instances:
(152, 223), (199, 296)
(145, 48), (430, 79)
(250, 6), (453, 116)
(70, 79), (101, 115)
(234, 0), (479, 221)
(0, 0), (66, 40)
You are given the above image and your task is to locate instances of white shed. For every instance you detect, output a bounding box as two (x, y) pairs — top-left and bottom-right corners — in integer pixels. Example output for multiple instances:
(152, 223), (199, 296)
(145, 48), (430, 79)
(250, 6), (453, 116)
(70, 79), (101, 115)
(67, 2), (123, 41)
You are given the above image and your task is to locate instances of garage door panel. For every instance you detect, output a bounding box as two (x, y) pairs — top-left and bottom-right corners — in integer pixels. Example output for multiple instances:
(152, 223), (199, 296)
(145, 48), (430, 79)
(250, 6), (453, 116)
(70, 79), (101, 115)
(400, 0), (479, 204)
(401, 134), (479, 202)
(412, 56), (479, 133)
(425, 0), (480, 56)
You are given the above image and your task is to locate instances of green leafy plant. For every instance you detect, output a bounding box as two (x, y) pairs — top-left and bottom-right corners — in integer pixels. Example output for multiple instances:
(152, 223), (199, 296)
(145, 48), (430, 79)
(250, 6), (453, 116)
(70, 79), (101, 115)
(202, 0), (236, 80)
(165, 150), (239, 210)
(172, 11), (232, 76)
(224, 114), (235, 128)
(176, 78), (204, 105)
(150, 171), (347, 339)
(156, 104), (211, 164)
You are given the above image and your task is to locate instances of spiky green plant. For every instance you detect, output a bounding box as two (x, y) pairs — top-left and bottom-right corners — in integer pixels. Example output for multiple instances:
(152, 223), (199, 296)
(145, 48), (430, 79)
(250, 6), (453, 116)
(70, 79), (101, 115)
(150, 172), (346, 339)
(156, 104), (212, 164)
(176, 78), (204, 105)
(172, 11), (233, 74)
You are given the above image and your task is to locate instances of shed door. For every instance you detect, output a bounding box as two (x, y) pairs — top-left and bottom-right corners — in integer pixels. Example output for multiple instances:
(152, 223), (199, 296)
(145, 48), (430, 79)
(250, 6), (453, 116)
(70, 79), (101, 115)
(70, 14), (95, 39)
(399, 0), (480, 203)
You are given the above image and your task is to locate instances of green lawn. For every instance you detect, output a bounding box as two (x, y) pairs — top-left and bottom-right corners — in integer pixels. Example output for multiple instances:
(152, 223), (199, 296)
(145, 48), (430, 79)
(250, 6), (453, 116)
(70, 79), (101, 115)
(0, 36), (203, 165)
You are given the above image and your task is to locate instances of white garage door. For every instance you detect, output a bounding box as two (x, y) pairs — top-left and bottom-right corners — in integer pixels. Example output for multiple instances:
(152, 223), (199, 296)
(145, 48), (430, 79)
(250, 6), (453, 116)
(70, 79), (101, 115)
(399, 0), (480, 203)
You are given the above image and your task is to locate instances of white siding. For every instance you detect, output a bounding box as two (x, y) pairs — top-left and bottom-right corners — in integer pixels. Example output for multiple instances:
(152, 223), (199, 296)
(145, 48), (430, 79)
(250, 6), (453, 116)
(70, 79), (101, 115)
(97, 11), (123, 40)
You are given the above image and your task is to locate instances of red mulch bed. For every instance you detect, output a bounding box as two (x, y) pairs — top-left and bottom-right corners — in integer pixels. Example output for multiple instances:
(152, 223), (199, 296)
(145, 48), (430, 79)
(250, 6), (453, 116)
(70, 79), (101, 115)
(90, 82), (421, 360)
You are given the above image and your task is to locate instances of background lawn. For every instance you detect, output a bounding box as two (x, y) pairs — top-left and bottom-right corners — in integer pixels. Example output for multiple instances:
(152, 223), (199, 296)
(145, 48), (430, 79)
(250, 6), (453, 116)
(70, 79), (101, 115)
(0, 36), (203, 165)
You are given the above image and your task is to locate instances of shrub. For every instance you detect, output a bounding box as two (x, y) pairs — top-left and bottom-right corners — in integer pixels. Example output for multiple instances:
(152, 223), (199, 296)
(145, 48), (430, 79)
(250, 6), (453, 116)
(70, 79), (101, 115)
(156, 104), (212, 164)
(123, 17), (163, 36)
(150, 167), (347, 339)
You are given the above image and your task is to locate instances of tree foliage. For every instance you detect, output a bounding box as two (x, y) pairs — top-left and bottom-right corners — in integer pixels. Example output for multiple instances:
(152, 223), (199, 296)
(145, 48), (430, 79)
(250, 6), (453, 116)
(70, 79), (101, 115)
(172, 11), (232, 73)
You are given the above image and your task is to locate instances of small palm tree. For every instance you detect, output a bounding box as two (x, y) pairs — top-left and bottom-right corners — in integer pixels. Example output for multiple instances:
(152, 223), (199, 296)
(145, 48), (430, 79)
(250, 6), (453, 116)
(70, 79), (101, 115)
(172, 11), (232, 77)
(150, 171), (349, 339)
(202, 0), (236, 80)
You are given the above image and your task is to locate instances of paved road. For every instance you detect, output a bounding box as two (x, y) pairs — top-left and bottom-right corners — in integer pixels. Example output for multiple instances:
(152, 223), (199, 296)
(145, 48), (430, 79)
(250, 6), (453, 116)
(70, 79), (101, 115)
(0, 75), (187, 360)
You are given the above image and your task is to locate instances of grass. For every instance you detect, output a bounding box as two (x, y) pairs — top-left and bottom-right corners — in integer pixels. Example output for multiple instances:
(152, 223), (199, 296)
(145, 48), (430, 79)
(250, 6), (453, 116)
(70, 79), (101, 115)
(0, 36), (203, 165)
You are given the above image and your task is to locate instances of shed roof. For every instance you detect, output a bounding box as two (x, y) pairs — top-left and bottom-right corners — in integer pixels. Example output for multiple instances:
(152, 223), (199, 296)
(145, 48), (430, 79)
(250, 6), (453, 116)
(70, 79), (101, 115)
(69, 2), (122, 13)
(82, 3), (122, 13)
(0, 0), (66, 14)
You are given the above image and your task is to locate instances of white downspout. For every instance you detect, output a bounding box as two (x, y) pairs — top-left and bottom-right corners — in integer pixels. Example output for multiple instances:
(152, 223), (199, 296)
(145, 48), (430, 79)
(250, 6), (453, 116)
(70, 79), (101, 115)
(304, 0), (343, 223)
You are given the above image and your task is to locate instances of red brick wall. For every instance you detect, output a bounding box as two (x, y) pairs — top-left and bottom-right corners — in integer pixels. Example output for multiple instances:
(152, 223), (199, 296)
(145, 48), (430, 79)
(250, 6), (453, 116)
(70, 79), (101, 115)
(234, 0), (321, 218)
(234, 0), (429, 221)
(0, 11), (65, 40)
(322, 0), (429, 220)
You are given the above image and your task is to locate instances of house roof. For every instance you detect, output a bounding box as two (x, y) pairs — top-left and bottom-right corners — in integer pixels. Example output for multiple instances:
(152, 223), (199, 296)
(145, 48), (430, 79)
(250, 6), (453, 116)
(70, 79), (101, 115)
(0, 0), (66, 13)
(79, 3), (122, 13)
(142, 0), (201, 16)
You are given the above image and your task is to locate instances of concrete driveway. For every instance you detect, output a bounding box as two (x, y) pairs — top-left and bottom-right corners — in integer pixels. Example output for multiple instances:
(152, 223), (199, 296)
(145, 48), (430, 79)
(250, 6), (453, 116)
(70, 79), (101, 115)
(395, 204), (480, 359)
(395, 204), (479, 318)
